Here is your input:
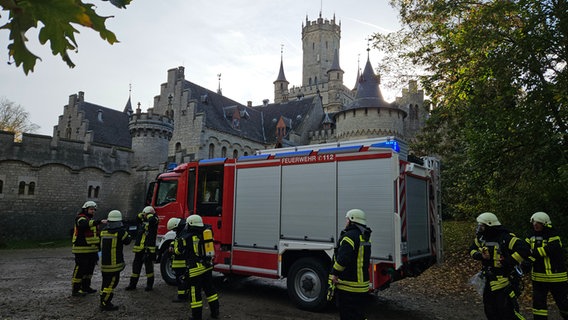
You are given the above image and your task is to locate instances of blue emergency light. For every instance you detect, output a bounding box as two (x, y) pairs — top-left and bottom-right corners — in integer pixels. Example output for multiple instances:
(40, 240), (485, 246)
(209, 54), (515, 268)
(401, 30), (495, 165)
(371, 140), (400, 152)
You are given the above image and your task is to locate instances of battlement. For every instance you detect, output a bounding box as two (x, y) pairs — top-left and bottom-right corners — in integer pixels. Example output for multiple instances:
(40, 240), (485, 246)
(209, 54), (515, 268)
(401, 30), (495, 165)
(0, 131), (132, 173)
(288, 82), (329, 98)
(303, 14), (340, 31)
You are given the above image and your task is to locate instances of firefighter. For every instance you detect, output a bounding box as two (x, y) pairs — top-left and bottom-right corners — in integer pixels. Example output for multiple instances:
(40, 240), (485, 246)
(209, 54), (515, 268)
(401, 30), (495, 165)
(469, 212), (531, 320)
(168, 217), (190, 303)
(71, 201), (107, 297)
(185, 214), (219, 320)
(99, 210), (131, 311)
(526, 212), (568, 319)
(125, 206), (159, 291)
(329, 209), (372, 320)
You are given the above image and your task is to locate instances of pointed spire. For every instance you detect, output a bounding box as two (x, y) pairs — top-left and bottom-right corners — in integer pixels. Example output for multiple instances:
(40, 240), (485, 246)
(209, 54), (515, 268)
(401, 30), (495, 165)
(327, 48), (342, 73)
(123, 83), (133, 115)
(353, 54), (361, 91)
(274, 45), (289, 83)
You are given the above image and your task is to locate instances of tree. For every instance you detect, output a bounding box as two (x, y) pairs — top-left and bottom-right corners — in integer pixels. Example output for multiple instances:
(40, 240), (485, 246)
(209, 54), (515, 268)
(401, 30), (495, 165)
(0, 0), (132, 74)
(377, 0), (568, 230)
(0, 97), (39, 140)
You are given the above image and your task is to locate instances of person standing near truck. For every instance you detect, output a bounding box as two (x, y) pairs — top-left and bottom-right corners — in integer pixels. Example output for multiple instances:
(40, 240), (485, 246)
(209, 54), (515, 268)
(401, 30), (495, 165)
(469, 212), (531, 320)
(185, 214), (219, 320)
(526, 211), (568, 319)
(329, 209), (372, 320)
(71, 201), (107, 297)
(168, 217), (190, 303)
(125, 206), (159, 291)
(99, 210), (131, 311)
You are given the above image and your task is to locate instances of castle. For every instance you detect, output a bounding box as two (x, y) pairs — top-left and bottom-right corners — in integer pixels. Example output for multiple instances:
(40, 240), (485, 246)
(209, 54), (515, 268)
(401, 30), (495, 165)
(0, 13), (427, 243)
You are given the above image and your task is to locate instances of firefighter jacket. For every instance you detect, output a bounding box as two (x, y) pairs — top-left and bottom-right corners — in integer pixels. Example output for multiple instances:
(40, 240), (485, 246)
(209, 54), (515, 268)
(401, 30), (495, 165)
(72, 212), (102, 254)
(172, 227), (190, 270)
(331, 223), (372, 293)
(132, 211), (159, 254)
(100, 222), (132, 273)
(184, 225), (214, 278)
(469, 226), (531, 291)
(526, 225), (568, 283)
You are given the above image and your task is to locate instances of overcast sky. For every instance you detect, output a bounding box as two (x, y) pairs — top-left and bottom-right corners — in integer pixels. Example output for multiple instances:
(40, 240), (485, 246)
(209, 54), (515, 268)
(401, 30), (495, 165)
(0, 1), (401, 136)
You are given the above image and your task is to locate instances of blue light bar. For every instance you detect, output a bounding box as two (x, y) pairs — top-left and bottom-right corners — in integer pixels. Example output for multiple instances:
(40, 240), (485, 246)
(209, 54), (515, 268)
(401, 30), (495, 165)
(198, 157), (227, 165)
(237, 154), (270, 162)
(318, 145), (362, 154)
(166, 162), (178, 171)
(273, 150), (312, 159)
(370, 140), (400, 152)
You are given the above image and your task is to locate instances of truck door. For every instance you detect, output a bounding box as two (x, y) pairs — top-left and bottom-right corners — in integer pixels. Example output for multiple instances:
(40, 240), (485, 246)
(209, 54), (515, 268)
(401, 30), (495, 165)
(195, 164), (224, 241)
(153, 178), (182, 236)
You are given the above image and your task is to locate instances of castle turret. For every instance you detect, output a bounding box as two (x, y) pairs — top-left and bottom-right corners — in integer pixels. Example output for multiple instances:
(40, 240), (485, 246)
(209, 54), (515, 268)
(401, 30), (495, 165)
(273, 53), (289, 103)
(325, 48), (343, 113)
(128, 102), (174, 168)
(302, 13), (341, 87)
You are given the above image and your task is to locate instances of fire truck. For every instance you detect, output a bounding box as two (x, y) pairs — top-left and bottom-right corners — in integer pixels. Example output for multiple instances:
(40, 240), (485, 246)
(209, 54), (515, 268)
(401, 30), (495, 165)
(150, 137), (442, 311)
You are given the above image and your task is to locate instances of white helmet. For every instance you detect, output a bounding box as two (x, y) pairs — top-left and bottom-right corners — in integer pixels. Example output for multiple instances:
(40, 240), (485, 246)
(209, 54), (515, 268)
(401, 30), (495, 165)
(530, 212), (551, 225)
(346, 209), (366, 225)
(167, 218), (181, 231)
(107, 210), (122, 222)
(143, 206), (155, 214)
(476, 212), (501, 226)
(187, 214), (204, 227)
(82, 201), (97, 209)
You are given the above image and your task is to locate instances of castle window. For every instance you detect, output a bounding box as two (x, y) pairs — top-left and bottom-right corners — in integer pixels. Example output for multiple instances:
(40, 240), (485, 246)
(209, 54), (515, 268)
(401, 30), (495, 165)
(88, 181), (101, 199)
(244, 152), (248, 156)
(312, 42), (315, 50)
(352, 110), (356, 117)
(365, 108), (368, 116)
(175, 142), (182, 153)
(233, 150), (238, 159)
(94, 186), (100, 198)
(18, 181), (25, 195)
(88, 186), (93, 198)
(65, 127), (71, 139)
(208, 143), (215, 159)
(221, 147), (227, 158)
(0, 179), (3, 194)
(28, 182), (35, 195)
(326, 41), (328, 49)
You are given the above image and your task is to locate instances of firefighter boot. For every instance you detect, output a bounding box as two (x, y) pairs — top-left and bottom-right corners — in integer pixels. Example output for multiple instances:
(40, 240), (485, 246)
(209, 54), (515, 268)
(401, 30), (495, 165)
(189, 307), (202, 320)
(145, 277), (154, 291)
(71, 283), (86, 297)
(100, 293), (119, 311)
(82, 278), (97, 294)
(210, 300), (220, 319)
(125, 277), (138, 291)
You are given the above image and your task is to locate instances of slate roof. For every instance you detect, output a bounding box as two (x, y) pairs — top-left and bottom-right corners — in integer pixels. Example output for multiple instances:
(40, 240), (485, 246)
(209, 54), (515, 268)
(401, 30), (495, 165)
(78, 101), (132, 148)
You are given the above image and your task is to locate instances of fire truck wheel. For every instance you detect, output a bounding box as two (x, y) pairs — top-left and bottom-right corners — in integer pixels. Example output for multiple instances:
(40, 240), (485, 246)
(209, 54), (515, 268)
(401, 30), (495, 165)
(160, 250), (177, 286)
(287, 257), (329, 311)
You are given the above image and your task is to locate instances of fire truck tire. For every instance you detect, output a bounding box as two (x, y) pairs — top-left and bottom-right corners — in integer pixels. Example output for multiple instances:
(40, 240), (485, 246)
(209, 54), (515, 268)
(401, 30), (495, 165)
(160, 250), (177, 286)
(287, 257), (329, 311)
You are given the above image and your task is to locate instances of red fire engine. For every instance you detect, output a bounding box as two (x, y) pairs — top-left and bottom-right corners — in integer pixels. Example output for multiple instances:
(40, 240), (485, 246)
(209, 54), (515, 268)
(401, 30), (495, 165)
(150, 137), (442, 310)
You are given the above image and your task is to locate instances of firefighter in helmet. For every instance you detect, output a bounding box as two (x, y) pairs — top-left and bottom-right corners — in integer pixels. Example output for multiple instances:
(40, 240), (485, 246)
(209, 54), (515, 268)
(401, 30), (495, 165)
(168, 217), (190, 303)
(99, 210), (131, 311)
(185, 214), (219, 320)
(329, 209), (372, 320)
(126, 206), (159, 291)
(469, 212), (531, 320)
(526, 211), (568, 319)
(71, 201), (107, 297)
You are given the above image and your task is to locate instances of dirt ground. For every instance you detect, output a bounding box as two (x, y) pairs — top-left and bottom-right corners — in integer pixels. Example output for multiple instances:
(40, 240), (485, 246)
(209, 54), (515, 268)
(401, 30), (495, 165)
(0, 246), (559, 320)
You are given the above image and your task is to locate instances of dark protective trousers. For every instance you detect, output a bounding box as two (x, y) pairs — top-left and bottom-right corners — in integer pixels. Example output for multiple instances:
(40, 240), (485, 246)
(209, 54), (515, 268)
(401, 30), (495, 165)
(129, 250), (155, 285)
(100, 271), (120, 307)
(72, 252), (98, 292)
(188, 269), (219, 320)
(533, 281), (568, 319)
(482, 284), (524, 320)
(335, 289), (367, 320)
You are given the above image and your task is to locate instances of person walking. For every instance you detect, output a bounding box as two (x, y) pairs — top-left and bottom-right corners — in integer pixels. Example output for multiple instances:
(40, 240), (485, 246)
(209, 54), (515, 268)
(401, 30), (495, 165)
(185, 214), (219, 320)
(469, 212), (531, 320)
(71, 201), (107, 297)
(329, 209), (372, 320)
(99, 210), (132, 311)
(526, 211), (568, 319)
(125, 206), (159, 291)
(167, 217), (190, 303)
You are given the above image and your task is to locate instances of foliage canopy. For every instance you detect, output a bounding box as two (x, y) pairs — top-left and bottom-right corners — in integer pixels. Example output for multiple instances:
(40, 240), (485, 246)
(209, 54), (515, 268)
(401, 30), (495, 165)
(378, 0), (567, 232)
(0, 0), (132, 74)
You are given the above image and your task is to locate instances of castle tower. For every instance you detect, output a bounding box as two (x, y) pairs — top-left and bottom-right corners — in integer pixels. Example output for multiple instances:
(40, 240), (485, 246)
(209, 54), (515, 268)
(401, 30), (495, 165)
(301, 13), (341, 87)
(325, 48), (344, 113)
(273, 52), (289, 103)
(396, 80), (426, 142)
(128, 102), (174, 168)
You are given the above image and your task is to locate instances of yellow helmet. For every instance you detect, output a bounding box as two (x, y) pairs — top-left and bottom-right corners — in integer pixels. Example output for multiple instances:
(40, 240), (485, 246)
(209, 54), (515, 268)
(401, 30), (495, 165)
(167, 218), (181, 231)
(82, 201), (97, 209)
(187, 214), (204, 227)
(143, 206), (155, 214)
(530, 212), (551, 225)
(346, 209), (366, 225)
(107, 210), (122, 222)
(476, 212), (501, 226)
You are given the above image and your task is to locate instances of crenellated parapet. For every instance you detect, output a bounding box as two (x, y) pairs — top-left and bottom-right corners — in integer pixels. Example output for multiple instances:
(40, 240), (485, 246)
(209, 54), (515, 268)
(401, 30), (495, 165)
(128, 107), (173, 168)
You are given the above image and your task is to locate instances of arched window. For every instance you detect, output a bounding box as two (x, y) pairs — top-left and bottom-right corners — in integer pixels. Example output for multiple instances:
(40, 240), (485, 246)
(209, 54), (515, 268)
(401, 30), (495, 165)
(94, 186), (100, 198)
(221, 147), (227, 158)
(28, 182), (35, 195)
(88, 185), (93, 198)
(18, 181), (25, 195)
(175, 142), (182, 153)
(208, 143), (215, 159)
(233, 150), (239, 159)
(0, 180), (3, 194)
(244, 152), (248, 156)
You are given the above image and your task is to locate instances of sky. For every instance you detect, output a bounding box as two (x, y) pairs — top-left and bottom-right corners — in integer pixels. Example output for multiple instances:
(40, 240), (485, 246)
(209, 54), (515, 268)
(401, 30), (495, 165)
(0, 1), (401, 136)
